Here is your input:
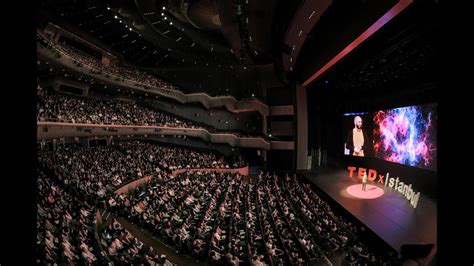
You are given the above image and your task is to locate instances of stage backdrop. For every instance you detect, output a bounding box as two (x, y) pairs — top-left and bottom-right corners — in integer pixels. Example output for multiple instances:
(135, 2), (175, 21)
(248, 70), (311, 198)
(343, 103), (437, 172)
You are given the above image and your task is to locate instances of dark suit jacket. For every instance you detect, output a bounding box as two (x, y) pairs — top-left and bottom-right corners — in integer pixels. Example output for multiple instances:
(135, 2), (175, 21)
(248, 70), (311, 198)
(346, 129), (370, 156)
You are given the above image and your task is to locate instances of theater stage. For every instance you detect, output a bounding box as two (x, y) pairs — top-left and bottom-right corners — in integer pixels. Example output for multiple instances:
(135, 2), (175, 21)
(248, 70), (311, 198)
(298, 168), (437, 251)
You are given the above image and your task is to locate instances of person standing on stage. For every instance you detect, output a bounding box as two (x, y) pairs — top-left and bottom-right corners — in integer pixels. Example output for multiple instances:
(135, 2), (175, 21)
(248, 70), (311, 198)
(362, 171), (368, 191)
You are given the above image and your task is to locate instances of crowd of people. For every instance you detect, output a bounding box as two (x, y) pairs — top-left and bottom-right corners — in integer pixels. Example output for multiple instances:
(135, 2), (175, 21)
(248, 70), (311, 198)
(38, 31), (178, 93)
(105, 168), (401, 265)
(36, 170), (102, 264)
(38, 140), (245, 202)
(36, 138), (401, 265)
(282, 174), (400, 265)
(37, 28), (401, 266)
(37, 86), (261, 137)
(102, 218), (173, 265)
(37, 140), (246, 264)
(37, 87), (195, 128)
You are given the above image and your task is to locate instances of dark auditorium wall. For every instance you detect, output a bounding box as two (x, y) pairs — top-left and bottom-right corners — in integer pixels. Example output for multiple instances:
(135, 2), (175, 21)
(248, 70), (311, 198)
(255, 64), (286, 90)
(151, 66), (259, 99)
(266, 85), (294, 106)
(268, 121), (293, 136)
(240, 148), (265, 167)
(306, 88), (342, 164)
(266, 150), (294, 171)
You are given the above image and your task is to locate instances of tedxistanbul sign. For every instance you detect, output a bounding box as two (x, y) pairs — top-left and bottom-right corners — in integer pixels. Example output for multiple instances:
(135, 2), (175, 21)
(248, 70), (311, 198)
(347, 166), (420, 208)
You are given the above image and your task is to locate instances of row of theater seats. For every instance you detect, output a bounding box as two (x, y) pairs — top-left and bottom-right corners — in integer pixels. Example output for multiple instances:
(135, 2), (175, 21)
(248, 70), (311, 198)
(36, 140), (245, 264)
(38, 140), (244, 201)
(107, 169), (402, 265)
(101, 217), (173, 265)
(37, 170), (104, 264)
(37, 32), (177, 93)
(37, 86), (197, 128)
(37, 139), (399, 265)
(37, 169), (175, 265)
(37, 86), (259, 137)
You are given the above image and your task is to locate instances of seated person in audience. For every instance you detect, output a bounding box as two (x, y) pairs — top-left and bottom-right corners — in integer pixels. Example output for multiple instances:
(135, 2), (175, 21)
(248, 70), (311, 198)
(251, 255), (265, 266)
(210, 250), (222, 262)
(342, 254), (356, 266)
(230, 254), (240, 266)
(268, 243), (284, 257)
(192, 238), (205, 257)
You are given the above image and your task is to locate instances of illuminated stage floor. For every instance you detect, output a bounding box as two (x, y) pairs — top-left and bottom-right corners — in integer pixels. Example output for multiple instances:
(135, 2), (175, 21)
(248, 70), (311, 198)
(299, 168), (437, 251)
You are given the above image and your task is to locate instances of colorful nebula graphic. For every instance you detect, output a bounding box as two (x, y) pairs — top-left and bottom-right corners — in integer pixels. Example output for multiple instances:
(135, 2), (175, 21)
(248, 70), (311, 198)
(373, 104), (437, 171)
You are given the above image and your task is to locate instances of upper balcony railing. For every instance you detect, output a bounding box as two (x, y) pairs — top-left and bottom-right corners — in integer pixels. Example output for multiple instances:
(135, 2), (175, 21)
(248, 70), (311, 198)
(37, 121), (293, 150)
(37, 32), (269, 116)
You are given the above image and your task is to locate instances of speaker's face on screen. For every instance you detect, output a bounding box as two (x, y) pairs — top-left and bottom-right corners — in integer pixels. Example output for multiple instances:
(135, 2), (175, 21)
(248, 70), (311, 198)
(355, 116), (363, 129)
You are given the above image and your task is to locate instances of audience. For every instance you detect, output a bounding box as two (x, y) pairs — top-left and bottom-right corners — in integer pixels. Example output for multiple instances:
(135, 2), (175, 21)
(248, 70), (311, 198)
(36, 170), (103, 264)
(36, 83), (401, 265)
(37, 87), (197, 128)
(38, 31), (178, 93)
(37, 86), (260, 137)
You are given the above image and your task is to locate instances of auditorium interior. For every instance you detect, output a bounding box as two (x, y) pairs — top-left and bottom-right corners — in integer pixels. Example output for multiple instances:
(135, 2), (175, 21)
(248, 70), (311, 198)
(35, 0), (439, 265)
